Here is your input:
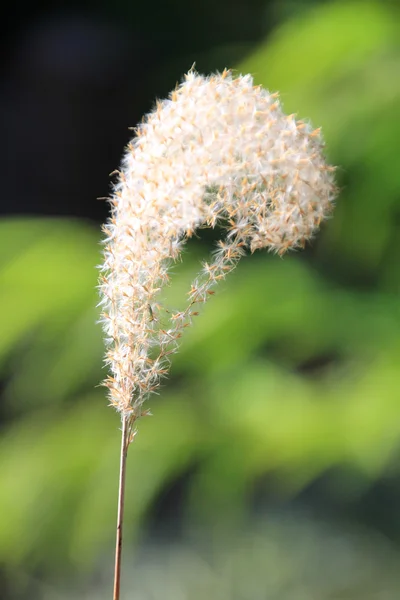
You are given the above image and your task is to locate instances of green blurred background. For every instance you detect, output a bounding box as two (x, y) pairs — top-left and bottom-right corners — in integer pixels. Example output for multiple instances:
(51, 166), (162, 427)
(1, 0), (400, 598)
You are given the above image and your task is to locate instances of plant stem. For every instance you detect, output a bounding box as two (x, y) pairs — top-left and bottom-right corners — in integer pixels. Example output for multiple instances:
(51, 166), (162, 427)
(113, 415), (130, 600)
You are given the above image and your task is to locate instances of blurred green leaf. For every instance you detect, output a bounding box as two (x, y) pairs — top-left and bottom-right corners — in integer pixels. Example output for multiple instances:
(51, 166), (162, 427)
(240, 1), (400, 276)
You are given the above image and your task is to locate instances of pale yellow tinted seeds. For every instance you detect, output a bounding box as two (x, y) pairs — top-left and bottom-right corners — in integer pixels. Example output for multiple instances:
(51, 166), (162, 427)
(99, 70), (337, 418)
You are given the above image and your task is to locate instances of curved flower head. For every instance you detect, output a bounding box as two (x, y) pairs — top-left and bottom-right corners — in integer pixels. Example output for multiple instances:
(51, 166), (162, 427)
(99, 69), (337, 421)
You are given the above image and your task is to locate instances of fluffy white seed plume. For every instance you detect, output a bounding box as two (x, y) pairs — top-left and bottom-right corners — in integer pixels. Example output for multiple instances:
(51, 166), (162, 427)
(99, 69), (336, 423)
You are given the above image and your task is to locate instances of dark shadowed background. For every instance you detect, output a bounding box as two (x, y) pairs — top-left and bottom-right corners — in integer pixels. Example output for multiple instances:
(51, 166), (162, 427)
(1, 1), (400, 598)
